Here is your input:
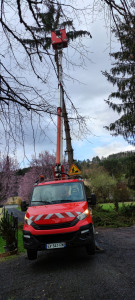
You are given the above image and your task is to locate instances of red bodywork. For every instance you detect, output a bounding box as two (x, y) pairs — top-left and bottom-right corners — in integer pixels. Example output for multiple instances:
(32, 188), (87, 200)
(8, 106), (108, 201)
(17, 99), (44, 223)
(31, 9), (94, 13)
(51, 29), (68, 50)
(23, 179), (95, 258)
(23, 179), (93, 236)
(24, 201), (92, 236)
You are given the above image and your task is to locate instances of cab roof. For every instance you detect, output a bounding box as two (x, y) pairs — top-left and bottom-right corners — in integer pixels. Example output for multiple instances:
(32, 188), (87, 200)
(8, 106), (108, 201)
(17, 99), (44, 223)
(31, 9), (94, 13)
(35, 178), (83, 187)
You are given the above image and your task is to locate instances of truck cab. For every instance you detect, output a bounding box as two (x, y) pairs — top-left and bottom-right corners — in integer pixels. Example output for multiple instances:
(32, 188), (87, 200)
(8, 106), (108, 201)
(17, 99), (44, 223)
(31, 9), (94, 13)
(23, 178), (96, 260)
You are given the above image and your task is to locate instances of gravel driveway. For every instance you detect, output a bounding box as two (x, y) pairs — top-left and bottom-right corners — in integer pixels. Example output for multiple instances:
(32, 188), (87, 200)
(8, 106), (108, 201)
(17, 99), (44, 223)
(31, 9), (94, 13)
(0, 226), (135, 300)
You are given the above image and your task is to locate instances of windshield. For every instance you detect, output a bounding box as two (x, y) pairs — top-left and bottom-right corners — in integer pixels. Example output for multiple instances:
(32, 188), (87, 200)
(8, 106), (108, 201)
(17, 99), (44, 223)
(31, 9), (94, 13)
(31, 182), (86, 206)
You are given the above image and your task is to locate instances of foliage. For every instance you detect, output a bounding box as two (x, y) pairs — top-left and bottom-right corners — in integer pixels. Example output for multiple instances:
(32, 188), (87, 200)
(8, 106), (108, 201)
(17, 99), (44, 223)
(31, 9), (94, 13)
(23, 4), (91, 50)
(93, 203), (135, 228)
(85, 165), (117, 202)
(113, 182), (130, 202)
(22, 3), (91, 166)
(0, 235), (5, 254)
(100, 152), (135, 187)
(0, 155), (19, 204)
(0, 0), (134, 154)
(18, 151), (56, 202)
(100, 157), (123, 178)
(16, 167), (31, 176)
(0, 1), (92, 154)
(92, 156), (101, 164)
(103, 14), (135, 145)
(0, 225), (25, 255)
(0, 215), (17, 251)
(0, 151), (67, 204)
(84, 184), (91, 197)
(119, 203), (135, 218)
(78, 151), (135, 192)
(81, 152), (135, 209)
(18, 168), (38, 202)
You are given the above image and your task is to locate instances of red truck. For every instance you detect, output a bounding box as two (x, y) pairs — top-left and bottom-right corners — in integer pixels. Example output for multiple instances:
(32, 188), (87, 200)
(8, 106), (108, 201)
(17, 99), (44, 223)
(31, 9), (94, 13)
(23, 29), (96, 260)
(23, 178), (96, 260)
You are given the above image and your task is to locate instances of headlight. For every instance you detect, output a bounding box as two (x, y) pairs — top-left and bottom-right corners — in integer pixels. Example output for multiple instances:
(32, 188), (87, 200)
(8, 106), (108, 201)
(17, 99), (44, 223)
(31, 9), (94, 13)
(24, 215), (33, 225)
(77, 209), (90, 221)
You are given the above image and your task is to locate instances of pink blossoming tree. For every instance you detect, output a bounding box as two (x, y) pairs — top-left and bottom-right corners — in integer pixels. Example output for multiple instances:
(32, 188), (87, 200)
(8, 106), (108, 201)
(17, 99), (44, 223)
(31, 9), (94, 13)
(18, 151), (68, 202)
(0, 155), (19, 204)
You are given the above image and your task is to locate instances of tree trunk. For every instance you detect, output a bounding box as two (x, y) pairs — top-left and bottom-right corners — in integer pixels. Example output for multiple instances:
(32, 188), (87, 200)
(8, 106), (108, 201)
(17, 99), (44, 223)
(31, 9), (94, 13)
(55, 50), (74, 167)
(62, 89), (74, 167)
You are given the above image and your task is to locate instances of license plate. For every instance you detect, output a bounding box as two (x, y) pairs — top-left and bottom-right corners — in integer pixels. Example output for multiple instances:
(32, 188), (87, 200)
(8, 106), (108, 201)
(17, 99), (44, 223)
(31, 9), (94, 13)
(46, 242), (66, 249)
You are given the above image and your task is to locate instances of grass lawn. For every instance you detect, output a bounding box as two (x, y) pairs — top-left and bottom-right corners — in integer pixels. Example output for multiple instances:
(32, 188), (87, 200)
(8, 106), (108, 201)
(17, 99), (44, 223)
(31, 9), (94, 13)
(100, 202), (135, 211)
(18, 227), (25, 253)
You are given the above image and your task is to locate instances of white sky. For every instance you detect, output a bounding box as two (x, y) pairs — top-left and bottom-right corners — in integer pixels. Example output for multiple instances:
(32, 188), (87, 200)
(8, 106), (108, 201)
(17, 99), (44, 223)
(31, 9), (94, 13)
(1, 1), (134, 167)
(66, 16), (135, 162)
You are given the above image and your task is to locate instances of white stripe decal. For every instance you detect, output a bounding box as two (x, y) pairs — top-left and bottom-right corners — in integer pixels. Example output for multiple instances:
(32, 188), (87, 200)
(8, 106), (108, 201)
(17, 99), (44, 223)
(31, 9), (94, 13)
(32, 211), (82, 220)
(66, 212), (75, 217)
(35, 214), (43, 221)
(56, 213), (64, 218)
(44, 214), (53, 220)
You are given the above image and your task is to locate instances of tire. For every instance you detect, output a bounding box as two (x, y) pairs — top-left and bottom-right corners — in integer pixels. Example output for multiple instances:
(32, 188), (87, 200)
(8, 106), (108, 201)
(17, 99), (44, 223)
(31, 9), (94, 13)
(86, 234), (95, 255)
(27, 249), (37, 260)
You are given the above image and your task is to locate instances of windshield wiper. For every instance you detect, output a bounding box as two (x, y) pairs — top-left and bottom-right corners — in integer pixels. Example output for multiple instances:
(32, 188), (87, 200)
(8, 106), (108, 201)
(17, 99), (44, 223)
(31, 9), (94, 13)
(32, 201), (50, 204)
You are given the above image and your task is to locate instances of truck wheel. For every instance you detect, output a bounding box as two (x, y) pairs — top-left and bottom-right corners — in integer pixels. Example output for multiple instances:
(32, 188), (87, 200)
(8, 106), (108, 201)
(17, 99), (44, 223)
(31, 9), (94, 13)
(86, 235), (95, 255)
(27, 249), (37, 260)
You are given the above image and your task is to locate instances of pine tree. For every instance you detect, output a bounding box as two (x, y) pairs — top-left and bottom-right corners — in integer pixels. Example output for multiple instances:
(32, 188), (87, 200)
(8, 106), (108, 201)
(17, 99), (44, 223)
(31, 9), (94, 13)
(103, 15), (135, 145)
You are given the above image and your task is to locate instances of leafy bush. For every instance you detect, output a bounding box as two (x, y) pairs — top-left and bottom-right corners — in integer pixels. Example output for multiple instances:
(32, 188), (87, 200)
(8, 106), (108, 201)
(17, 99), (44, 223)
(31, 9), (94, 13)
(119, 203), (135, 218)
(93, 204), (135, 228)
(0, 215), (17, 251)
(0, 235), (5, 253)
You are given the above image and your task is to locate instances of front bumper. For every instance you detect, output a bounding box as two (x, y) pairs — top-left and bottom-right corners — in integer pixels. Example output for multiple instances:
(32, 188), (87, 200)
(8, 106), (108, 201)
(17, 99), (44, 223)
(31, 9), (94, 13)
(23, 223), (94, 251)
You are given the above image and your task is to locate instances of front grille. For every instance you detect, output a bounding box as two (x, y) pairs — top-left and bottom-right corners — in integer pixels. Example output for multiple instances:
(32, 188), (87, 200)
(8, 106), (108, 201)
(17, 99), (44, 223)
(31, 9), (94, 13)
(32, 218), (78, 230)
(33, 232), (77, 243)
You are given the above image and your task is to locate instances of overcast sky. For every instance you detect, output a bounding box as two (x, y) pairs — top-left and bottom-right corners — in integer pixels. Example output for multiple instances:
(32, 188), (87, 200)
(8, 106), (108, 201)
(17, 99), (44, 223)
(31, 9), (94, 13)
(1, 1), (135, 167)
(65, 15), (135, 162)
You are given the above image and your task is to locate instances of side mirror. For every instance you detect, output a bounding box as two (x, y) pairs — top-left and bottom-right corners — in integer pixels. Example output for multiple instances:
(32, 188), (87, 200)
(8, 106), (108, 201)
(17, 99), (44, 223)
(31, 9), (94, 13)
(87, 193), (96, 206)
(21, 200), (28, 212)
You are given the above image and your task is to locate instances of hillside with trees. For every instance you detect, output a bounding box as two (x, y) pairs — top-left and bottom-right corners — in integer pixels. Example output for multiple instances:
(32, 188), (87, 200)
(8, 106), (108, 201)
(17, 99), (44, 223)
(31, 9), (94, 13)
(76, 151), (135, 208)
(0, 151), (134, 210)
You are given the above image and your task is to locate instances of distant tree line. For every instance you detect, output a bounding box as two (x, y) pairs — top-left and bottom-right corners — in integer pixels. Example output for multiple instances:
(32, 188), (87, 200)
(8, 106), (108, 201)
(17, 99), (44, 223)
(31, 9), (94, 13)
(75, 151), (135, 209)
(76, 151), (135, 189)
(0, 151), (134, 209)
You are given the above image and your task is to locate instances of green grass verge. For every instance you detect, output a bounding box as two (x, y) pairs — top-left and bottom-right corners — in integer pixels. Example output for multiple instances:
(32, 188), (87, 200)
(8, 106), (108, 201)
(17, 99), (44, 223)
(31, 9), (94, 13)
(18, 224), (25, 253)
(17, 206), (21, 211)
(0, 236), (5, 253)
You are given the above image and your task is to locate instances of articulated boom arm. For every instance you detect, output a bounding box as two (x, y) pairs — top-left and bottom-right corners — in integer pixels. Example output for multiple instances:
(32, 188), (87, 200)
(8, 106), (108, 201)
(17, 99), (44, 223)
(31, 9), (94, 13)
(51, 28), (68, 178)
